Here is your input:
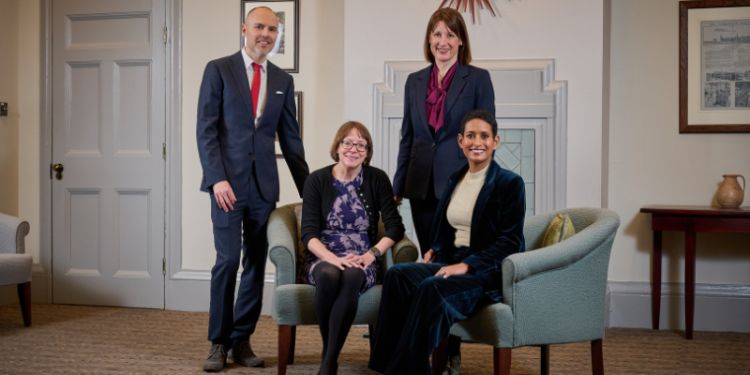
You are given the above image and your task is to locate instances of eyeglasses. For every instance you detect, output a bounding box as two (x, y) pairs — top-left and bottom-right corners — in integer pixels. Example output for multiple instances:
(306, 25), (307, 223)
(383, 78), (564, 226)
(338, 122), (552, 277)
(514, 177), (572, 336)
(340, 139), (368, 152)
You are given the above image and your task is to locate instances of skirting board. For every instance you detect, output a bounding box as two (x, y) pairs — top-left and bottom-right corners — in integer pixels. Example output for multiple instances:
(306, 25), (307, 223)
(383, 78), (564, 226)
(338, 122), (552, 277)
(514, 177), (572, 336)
(607, 281), (750, 333)
(5, 273), (748, 334)
(165, 270), (276, 314)
(0, 265), (49, 306)
(167, 278), (750, 333)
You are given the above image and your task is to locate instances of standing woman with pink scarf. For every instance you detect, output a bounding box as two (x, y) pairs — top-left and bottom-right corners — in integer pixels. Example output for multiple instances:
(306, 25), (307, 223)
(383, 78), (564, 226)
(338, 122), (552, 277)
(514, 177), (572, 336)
(390, 8), (495, 372)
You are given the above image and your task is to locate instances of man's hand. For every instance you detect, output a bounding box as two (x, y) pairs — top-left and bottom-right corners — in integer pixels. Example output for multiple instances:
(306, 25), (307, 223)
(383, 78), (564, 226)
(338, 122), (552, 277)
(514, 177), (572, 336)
(213, 180), (236, 212)
(434, 263), (470, 279)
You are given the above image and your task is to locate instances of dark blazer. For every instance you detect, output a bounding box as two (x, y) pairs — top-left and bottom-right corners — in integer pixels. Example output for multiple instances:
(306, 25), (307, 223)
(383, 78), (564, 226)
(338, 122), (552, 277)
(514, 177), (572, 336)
(196, 51), (308, 201)
(431, 161), (526, 302)
(301, 165), (405, 248)
(392, 63), (495, 200)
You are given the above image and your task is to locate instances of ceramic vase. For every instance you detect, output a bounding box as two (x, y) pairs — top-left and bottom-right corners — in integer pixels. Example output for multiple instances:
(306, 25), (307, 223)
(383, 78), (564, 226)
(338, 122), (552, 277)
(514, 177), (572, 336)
(716, 174), (745, 209)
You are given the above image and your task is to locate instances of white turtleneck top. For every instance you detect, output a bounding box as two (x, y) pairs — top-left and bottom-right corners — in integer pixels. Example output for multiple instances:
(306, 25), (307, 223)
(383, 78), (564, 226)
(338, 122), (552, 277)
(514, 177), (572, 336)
(446, 164), (489, 248)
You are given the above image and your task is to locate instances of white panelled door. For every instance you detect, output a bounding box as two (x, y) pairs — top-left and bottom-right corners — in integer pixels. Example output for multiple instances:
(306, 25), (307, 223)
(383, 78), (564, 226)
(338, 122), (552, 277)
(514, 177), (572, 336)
(51, 0), (166, 308)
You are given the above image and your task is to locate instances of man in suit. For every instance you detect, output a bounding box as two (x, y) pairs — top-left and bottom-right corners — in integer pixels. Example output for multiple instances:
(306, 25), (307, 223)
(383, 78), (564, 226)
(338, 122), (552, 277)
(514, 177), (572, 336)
(196, 6), (308, 372)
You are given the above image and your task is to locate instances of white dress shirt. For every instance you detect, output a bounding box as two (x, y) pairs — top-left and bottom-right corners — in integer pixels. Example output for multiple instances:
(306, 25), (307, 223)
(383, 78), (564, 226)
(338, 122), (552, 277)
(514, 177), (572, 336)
(241, 48), (268, 126)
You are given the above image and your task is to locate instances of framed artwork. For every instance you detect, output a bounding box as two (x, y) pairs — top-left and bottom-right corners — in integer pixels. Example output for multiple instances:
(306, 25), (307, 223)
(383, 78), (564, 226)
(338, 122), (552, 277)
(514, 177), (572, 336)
(679, 0), (750, 133)
(275, 91), (303, 158)
(241, 0), (300, 73)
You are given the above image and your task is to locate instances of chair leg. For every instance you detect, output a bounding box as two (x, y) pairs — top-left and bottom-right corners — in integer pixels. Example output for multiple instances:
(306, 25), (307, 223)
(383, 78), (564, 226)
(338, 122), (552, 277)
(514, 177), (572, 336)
(278, 325), (295, 375)
(540, 344), (549, 375)
(289, 326), (296, 364)
(17, 282), (31, 327)
(431, 337), (448, 375)
(368, 324), (375, 348)
(591, 339), (604, 375)
(494, 347), (511, 375)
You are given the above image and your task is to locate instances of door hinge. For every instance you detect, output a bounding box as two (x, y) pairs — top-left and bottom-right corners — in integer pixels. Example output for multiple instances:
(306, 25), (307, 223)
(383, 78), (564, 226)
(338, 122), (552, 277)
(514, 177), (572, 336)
(162, 142), (167, 160)
(162, 25), (168, 45)
(162, 258), (166, 276)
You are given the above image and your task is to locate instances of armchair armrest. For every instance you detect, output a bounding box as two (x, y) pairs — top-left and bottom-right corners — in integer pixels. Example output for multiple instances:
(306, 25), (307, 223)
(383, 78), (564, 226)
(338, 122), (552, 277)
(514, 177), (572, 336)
(503, 218), (616, 286)
(390, 236), (418, 265)
(267, 206), (300, 286)
(0, 212), (30, 255)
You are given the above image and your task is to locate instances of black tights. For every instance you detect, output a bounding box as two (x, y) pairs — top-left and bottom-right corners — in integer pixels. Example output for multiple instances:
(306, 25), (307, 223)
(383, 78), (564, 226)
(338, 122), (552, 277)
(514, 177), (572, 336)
(312, 262), (365, 374)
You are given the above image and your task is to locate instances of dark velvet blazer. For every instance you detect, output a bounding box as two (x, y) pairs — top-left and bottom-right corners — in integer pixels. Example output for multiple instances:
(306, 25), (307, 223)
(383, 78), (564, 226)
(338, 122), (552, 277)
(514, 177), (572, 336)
(301, 165), (405, 248)
(196, 51), (308, 201)
(392, 63), (495, 200)
(431, 161), (526, 302)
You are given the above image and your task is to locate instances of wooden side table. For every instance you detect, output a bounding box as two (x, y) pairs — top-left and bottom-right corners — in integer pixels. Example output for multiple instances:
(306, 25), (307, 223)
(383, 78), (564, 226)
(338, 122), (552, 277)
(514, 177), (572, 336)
(640, 205), (750, 339)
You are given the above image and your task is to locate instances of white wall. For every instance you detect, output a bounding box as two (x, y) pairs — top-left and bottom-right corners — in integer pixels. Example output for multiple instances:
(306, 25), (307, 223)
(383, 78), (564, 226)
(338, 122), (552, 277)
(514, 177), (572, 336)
(18, 0), (41, 264)
(608, 0), (750, 285)
(344, 0), (605, 208)
(180, 0), (345, 270)
(0, 0), (20, 217)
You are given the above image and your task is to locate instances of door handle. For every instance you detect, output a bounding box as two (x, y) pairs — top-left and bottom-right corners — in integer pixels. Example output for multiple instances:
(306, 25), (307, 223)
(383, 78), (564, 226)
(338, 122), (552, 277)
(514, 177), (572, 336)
(52, 163), (64, 180)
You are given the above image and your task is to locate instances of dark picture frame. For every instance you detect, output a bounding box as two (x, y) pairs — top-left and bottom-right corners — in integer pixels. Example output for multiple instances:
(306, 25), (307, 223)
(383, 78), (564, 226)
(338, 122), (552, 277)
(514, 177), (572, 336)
(679, 0), (750, 133)
(275, 91), (303, 158)
(241, 0), (300, 73)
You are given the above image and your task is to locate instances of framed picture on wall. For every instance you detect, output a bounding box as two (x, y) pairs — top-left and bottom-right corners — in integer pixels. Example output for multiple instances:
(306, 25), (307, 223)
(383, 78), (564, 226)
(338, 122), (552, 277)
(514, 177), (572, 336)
(275, 91), (303, 158)
(241, 0), (300, 73)
(679, 0), (750, 133)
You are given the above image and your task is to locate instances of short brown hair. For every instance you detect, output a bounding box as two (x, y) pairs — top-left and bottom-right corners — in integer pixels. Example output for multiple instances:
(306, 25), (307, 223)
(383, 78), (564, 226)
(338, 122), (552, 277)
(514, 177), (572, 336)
(423, 8), (472, 65)
(329, 121), (373, 165)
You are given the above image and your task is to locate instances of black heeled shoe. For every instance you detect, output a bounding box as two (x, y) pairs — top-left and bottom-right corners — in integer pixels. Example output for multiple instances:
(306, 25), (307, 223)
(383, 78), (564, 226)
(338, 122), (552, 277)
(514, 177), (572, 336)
(318, 361), (338, 375)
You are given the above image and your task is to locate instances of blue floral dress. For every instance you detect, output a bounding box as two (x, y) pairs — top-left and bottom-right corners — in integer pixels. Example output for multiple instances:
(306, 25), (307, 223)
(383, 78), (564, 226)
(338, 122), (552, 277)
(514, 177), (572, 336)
(302, 170), (379, 292)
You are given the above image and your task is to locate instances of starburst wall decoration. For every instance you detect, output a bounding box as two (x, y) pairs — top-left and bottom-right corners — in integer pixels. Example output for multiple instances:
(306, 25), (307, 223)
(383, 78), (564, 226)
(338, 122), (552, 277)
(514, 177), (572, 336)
(438, 0), (498, 23)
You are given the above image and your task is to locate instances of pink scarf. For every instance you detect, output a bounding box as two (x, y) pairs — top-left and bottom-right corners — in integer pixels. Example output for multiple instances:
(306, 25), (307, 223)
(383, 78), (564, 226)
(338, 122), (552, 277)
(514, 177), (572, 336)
(426, 62), (458, 133)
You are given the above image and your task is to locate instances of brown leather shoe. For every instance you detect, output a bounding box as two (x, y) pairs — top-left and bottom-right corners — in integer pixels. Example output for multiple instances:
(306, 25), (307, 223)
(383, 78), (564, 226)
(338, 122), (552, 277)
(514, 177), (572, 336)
(230, 340), (264, 367)
(202, 344), (226, 372)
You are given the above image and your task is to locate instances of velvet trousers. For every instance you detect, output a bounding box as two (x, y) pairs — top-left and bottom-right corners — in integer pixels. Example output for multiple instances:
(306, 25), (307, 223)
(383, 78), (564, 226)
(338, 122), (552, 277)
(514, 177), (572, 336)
(369, 263), (487, 375)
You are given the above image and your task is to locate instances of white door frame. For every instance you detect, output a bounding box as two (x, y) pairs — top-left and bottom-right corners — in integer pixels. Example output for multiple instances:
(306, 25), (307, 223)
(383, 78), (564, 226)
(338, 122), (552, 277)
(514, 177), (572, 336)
(39, 0), (183, 306)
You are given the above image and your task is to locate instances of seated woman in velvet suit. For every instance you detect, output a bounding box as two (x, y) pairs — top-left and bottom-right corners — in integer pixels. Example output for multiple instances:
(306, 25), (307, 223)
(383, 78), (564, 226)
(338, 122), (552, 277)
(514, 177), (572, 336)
(301, 121), (404, 375)
(369, 110), (526, 375)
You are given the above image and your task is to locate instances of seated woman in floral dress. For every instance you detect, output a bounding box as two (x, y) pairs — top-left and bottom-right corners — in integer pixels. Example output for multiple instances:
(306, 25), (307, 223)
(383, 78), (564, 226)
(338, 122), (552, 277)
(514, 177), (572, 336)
(301, 121), (404, 375)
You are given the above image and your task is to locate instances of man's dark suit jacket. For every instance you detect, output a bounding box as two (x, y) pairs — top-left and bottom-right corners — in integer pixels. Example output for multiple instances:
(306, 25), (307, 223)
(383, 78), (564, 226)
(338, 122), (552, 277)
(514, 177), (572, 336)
(431, 161), (526, 302)
(196, 51), (308, 201)
(392, 63), (495, 200)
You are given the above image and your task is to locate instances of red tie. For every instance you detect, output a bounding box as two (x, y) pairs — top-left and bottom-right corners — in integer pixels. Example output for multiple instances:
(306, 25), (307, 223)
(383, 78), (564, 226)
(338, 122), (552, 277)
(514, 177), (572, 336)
(251, 62), (261, 116)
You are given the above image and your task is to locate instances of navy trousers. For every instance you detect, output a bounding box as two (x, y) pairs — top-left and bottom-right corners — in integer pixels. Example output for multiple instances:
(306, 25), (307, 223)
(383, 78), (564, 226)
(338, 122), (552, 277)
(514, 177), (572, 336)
(408, 184), (438, 256)
(369, 263), (487, 375)
(207, 172), (275, 347)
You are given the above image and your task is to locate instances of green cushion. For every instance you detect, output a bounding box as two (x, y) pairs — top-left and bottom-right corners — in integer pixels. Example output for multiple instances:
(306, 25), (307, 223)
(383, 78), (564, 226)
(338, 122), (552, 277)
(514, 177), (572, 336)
(541, 213), (576, 247)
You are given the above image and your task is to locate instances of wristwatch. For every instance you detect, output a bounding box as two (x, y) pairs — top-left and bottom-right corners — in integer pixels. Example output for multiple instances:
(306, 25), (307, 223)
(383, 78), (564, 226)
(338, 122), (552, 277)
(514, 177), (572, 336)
(369, 246), (382, 259)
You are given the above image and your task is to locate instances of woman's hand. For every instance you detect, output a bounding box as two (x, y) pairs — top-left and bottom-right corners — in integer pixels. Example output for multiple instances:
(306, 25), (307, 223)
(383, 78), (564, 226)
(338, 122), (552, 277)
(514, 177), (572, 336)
(325, 253), (362, 270)
(434, 263), (470, 279)
(352, 252), (377, 269)
(423, 249), (435, 263)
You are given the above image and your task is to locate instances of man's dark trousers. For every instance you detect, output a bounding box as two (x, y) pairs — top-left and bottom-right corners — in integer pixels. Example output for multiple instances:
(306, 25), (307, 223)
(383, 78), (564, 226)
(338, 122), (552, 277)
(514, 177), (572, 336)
(207, 168), (274, 346)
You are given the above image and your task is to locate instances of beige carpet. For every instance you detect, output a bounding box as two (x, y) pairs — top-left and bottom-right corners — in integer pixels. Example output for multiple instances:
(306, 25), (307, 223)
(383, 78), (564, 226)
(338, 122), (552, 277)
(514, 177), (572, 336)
(1, 304), (749, 374)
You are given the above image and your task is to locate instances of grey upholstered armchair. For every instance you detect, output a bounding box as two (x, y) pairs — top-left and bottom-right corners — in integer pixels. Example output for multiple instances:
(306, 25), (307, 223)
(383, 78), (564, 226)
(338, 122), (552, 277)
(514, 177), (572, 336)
(433, 208), (620, 375)
(267, 202), (418, 375)
(0, 212), (32, 326)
